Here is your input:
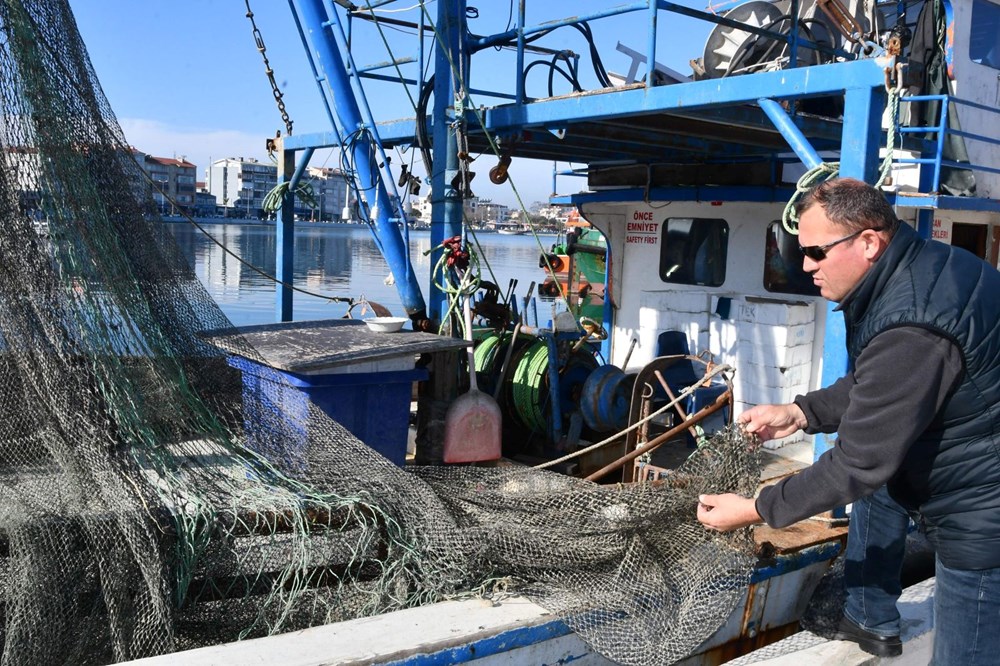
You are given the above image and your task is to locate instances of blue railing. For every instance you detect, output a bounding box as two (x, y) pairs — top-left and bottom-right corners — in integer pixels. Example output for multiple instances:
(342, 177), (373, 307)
(896, 95), (1000, 194)
(350, 0), (882, 105)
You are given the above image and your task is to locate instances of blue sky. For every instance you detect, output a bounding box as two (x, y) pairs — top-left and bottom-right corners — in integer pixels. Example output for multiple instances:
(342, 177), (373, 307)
(70, 1), (711, 208)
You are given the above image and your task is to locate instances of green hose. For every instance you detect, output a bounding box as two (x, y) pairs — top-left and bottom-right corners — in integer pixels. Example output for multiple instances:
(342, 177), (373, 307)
(510, 340), (550, 434)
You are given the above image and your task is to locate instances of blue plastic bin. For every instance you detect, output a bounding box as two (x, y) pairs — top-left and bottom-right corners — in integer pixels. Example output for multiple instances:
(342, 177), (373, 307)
(228, 356), (427, 467)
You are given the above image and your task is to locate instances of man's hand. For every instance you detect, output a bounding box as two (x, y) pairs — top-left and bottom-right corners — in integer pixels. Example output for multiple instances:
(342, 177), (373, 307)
(737, 403), (808, 442)
(697, 494), (762, 531)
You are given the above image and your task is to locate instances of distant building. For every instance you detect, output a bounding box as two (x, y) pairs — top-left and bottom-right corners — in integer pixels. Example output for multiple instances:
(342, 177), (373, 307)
(207, 157), (276, 218)
(304, 167), (350, 222)
(6, 146), (43, 217)
(412, 194), (433, 222)
(535, 204), (573, 224)
(194, 182), (217, 217)
(135, 152), (196, 214)
(410, 195), (509, 227)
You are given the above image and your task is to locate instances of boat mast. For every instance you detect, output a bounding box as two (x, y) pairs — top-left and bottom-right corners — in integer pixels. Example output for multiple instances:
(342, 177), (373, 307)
(284, 0), (428, 322)
(428, 0), (467, 326)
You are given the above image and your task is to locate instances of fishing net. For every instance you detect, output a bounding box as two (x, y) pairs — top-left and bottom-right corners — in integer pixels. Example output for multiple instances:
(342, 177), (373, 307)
(0, 1), (762, 664)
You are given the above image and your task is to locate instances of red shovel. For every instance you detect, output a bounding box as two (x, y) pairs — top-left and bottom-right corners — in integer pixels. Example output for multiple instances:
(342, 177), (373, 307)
(443, 293), (502, 463)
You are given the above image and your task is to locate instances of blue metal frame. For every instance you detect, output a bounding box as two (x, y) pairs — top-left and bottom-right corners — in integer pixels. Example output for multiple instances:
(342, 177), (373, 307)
(486, 58), (892, 130)
(278, 0), (1000, 466)
(428, 0), (466, 326)
(282, 0), (426, 322)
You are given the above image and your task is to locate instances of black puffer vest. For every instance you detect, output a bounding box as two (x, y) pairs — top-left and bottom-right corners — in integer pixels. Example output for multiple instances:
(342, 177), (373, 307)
(840, 223), (1000, 569)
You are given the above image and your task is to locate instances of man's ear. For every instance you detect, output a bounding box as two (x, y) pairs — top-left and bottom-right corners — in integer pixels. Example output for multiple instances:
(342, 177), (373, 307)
(863, 230), (887, 261)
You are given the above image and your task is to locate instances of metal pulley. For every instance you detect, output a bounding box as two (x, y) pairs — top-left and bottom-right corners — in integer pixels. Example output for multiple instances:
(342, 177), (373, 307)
(489, 139), (518, 184)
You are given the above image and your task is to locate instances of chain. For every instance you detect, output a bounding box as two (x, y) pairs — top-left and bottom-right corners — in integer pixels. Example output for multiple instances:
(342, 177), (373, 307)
(245, 0), (293, 136)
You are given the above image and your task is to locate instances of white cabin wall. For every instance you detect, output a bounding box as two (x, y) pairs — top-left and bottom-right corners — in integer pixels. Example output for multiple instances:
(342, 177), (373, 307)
(584, 201), (825, 449)
(947, 0), (1000, 199)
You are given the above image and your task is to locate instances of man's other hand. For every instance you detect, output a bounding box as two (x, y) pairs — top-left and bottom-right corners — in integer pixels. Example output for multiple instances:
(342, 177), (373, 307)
(697, 493), (762, 531)
(737, 403), (808, 442)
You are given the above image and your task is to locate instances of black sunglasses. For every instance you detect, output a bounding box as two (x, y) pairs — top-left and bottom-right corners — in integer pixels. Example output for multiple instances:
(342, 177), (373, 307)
(799, 228), (882, 261)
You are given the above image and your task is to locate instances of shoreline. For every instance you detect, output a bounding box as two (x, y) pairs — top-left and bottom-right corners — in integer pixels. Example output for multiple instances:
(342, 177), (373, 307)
(160, 216), (561, 235)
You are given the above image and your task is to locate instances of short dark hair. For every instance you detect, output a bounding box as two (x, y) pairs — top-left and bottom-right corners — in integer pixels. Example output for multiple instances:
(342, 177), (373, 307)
(795, 178), (900, 238)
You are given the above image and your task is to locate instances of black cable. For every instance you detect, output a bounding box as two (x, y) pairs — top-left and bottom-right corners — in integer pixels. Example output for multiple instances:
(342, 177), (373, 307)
(569, 22), (612, 88)
(495, 0), (515, 51)
(523, 59), (579, 98)
(415, 74), (434, 176)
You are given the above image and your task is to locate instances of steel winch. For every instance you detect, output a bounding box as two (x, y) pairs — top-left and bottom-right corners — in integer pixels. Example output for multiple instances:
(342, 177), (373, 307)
(470, 305), (734, 477)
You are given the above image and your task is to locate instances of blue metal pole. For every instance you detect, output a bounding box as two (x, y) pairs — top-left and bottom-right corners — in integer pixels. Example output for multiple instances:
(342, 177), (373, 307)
(288, 147), (315, 191)
(288, 0), (427, 319)
(515, 0), (525, 104)
(276, 147), (296, 321)
(758, 98), (822, 169)
(840, 85), (886, 182)
(933, 101), (949, 192)
(646, 0), (657, 87)
(429, 0), (466, 327)
(545, 336), (563, 445)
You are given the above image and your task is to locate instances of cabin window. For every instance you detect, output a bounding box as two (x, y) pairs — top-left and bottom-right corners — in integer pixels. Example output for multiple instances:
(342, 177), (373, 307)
(970, 0), (1000, 69)
(763, 221), (820, 296)
(659, 218), (728, 287)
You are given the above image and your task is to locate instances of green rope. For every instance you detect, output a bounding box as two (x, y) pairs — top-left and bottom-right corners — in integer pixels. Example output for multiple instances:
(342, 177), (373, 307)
(473, 332), (503, 373)
(781, 85), (902, 234)
(780, 162), (840, 233)
(424, 239), (482, 335)
(262, 180), (318, 215)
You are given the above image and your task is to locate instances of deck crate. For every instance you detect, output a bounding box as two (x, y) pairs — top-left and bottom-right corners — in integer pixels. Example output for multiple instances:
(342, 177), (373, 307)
(229, 356), (426, 467)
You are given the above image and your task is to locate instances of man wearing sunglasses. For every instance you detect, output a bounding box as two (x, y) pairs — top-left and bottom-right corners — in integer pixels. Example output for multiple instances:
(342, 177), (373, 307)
(697, 177), (1000, 664)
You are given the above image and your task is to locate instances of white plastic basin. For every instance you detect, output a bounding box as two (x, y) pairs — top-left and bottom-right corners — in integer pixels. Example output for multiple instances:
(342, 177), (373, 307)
(364, 317), (408, 333)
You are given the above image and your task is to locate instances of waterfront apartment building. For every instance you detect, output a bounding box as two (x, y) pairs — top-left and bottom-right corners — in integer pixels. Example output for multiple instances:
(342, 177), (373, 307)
(206, 159), (350, 221)
(304, 166), (349, 222)
(134, 151), (197, 214)
(207, 157), (276, 219)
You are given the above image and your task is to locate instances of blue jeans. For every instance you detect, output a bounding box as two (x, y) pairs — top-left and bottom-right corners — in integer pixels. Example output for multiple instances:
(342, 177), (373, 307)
(933, 559), (1000, 665)
(843, 486), (909, 636)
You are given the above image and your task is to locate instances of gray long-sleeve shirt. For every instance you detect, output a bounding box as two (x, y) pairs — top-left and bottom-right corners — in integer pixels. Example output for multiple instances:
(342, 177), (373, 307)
(755, 326), (964, 528)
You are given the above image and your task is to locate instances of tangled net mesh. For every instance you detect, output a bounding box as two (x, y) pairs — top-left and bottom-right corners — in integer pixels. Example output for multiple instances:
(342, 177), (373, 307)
(0, 1), (762, 664)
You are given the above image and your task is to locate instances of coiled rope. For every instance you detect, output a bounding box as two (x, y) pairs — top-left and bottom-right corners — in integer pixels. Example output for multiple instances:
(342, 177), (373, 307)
(781, 74), (902, 234)
(426, 236), (482, 336)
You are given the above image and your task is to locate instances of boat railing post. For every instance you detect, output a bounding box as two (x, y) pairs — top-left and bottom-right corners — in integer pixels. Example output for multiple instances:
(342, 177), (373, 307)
(276, 142), (296, 322)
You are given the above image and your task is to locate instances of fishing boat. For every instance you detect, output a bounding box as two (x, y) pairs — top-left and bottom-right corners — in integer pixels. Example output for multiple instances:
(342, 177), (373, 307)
(235, 0), (998, 662)
(4, 0), (998, 664)
(537, 220), (608, 326)
(496, 224), (529, 235)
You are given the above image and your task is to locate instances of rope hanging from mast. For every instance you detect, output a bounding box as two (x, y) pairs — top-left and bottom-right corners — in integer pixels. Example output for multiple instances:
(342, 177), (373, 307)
(781, 62), (906, 234)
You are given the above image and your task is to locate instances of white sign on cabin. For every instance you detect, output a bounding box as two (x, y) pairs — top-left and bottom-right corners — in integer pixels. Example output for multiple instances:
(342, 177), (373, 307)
(625, 209), (659, 245)
(931, 217), (952, 243)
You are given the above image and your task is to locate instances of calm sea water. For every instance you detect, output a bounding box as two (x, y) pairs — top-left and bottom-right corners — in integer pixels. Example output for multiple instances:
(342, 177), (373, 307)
(167, 221), (560, 327)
